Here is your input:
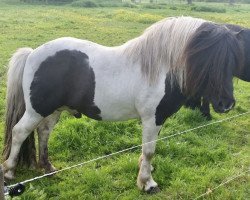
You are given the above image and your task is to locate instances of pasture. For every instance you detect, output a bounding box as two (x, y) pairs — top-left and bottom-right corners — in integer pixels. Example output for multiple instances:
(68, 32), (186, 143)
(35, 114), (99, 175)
(0, 0), (249, 199)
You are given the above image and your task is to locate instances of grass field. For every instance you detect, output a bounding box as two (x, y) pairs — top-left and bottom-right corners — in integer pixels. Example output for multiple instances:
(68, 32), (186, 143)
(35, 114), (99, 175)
(0, 0), (250, 199)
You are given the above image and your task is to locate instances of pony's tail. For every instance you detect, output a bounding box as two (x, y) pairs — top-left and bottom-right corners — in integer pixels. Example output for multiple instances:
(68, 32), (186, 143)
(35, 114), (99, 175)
(3, 48), (36, 167)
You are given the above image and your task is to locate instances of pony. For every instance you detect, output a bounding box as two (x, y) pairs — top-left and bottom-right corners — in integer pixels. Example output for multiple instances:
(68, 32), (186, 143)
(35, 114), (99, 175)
(2, 16), (242, 192)
(185, 24), (250, 119)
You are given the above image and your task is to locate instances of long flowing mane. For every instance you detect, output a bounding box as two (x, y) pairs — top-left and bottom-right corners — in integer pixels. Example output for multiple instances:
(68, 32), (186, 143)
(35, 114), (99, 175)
(123, 17), (243, 95)
(123, 17), (205, 85)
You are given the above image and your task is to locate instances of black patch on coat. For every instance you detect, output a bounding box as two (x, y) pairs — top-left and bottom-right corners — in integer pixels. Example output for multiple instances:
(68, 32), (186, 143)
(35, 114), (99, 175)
(30, 50), (101, 120)
(155, 76), (185, 126)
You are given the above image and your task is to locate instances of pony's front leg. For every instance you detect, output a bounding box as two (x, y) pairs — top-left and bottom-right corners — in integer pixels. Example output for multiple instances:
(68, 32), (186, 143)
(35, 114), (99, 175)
(201, 98), (211, 120)
(137, 118), (161, 193)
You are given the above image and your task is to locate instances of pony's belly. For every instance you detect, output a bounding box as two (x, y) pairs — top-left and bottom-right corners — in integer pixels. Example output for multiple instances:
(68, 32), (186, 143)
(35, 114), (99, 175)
(95, 102), (139, 121)
(91, 62), (141, 121)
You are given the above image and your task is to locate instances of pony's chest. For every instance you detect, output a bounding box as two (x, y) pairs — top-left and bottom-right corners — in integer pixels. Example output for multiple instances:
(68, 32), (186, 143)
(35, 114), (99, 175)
(94, 98), (139, 121)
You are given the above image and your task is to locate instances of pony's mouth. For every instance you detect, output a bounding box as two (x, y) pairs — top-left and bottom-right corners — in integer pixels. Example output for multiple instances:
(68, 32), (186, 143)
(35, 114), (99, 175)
(212, 100), (235, 113)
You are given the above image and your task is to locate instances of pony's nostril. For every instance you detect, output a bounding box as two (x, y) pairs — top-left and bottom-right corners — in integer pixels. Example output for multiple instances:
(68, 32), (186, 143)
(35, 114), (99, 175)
(218, 101), (223, 108)
(226, 103), (231, 109)
(224, 100), (235, 111)
(217, 99), (235, 112)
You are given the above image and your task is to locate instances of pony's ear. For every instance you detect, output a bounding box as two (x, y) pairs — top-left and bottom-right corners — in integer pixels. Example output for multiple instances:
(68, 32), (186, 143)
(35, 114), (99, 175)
(235, 29), (244, 39)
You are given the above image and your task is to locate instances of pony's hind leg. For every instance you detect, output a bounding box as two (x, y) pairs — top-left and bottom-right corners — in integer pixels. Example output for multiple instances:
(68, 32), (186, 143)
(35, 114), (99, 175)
(37, 111), (61, 173)
(3, 110), (43, 179)
(137, 118), (161, 193)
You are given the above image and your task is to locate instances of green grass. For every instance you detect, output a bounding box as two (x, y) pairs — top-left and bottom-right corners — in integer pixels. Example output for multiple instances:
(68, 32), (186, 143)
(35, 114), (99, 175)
(0, 1), (249, 199)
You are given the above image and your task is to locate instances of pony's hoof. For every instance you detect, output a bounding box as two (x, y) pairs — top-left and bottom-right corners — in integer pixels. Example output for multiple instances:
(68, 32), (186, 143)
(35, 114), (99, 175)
(137, 177), (159, 193)
(202, 113), (212, 120)
(146, 186), (161, 194)
(39, 161), (57, 174)
(204, 114), (212, 121)
(45, 165), (57, 174)
(205, 115), (212, 120)
(4, 170), (15, 180)
(144, 179), (158, 192)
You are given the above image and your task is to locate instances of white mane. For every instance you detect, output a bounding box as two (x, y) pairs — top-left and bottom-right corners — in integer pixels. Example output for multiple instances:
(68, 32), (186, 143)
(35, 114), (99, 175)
(123, 16), (206, 87)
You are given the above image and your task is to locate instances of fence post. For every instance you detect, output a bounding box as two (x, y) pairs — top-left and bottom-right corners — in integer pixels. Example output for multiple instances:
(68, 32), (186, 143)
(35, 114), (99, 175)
(0, 165), (5, 200)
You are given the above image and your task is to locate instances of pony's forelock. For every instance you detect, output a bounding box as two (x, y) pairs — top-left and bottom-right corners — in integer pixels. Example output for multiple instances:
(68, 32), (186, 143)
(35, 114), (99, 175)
(183, 22), (243, 97)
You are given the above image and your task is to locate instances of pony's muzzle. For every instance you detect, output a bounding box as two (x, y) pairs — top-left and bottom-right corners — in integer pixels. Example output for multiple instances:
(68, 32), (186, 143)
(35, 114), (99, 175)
(213, 98), (235, 113)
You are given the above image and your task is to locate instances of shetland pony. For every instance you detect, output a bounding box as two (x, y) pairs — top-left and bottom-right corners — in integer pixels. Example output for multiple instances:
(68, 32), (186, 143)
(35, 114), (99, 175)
(185, 24), (250, 119)
(2, 17), (242, 192)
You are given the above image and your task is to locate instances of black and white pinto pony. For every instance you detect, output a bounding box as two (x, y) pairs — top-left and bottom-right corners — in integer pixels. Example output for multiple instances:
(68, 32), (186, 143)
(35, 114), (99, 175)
(2, 17), (243, 192)
(185, 24), (250, 119)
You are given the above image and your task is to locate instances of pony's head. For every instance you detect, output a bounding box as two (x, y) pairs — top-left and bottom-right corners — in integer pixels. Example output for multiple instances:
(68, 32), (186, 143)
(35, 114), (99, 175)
(235, 29), (250, 82)
(224, 24), (250, 82)
(183, 22), (243, 113)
